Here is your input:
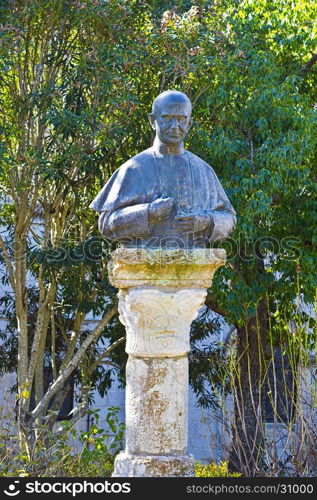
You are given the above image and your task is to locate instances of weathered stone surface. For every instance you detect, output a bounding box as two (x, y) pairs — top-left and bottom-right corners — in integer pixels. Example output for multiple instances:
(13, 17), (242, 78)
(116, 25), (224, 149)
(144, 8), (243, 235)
(125, 356), (188, 455)
(118, 288), (206, 357)
(113, 452), (195, 477)
(111, 248), (226, 477)
(108, 247), (226, 289)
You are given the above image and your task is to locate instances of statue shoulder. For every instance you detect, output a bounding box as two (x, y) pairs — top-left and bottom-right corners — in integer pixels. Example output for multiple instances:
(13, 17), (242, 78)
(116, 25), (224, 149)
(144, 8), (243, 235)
(186, 150), (216, 174)
(90, 149), (154, 212)
(119, 148), (154, 173)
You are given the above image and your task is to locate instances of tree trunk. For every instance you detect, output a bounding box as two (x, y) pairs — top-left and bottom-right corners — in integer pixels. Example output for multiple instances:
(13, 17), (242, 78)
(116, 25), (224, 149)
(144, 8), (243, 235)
(14, 230), (31, 453)
(229, 297), (268, 475)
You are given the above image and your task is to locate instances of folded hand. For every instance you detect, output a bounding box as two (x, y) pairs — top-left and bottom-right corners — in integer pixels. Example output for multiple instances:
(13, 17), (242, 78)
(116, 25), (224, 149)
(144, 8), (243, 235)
(172, 213), (213, 233)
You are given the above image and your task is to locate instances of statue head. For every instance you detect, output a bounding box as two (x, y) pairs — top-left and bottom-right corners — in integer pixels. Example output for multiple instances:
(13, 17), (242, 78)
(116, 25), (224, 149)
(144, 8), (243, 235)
(149, 90), (193, 145)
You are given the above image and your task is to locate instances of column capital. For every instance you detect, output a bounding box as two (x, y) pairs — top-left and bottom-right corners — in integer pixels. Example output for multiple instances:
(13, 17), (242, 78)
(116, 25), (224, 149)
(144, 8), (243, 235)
(118, 287), (207, 357)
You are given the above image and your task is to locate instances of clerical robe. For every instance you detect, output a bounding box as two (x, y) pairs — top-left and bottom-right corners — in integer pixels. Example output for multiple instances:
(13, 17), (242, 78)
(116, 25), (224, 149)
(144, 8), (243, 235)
(90, 148), (236, 247)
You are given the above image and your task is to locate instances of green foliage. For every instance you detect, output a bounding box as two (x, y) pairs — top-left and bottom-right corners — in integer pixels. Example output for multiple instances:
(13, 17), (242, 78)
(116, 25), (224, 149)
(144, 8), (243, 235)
(195, 460), (241, 477)
(0, 406), (123, 477)
(189, 309), (230, 409)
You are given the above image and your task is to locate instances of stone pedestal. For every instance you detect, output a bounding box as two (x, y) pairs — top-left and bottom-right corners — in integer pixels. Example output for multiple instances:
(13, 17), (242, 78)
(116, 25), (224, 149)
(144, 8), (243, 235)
(109, 248), (226, 477)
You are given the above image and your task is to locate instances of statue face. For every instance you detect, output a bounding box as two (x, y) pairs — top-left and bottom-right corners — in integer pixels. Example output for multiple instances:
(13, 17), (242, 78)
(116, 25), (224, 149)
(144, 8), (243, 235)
(150, 98), (192, 145)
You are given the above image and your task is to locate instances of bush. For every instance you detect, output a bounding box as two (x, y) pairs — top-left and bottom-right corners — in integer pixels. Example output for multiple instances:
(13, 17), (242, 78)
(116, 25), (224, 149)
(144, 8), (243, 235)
(0, 406), (123, 477)
(195, 461), (241, 477)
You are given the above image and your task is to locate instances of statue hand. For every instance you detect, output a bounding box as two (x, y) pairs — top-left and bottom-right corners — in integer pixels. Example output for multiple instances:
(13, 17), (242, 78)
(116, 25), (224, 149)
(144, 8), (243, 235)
(149, 197), (173, 223)
(172, 213), (213, 233)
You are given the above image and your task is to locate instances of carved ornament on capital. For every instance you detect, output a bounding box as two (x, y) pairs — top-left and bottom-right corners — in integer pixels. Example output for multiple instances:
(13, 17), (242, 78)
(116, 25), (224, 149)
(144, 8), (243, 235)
(118, 287), (207, 357)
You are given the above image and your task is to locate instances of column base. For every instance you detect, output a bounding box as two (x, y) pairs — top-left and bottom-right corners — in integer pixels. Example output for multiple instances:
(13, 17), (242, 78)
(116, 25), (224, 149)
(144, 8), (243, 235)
(112, 452), (195, 477)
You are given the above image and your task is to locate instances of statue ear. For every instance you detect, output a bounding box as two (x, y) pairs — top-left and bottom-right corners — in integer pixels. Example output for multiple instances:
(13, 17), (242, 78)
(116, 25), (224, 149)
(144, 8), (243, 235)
(149, 113), (156, 131)
(188, 117), (193, 130)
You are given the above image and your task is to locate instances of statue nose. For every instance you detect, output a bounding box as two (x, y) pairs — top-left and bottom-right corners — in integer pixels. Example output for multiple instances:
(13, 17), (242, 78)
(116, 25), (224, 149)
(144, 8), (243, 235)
(170, 118), (179, 128)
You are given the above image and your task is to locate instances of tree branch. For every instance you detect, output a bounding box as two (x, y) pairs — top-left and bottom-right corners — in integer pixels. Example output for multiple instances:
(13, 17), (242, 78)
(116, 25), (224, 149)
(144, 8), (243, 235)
(204, 291), (227, 317)
(30, 303), (118, 421)
(301, 53), (317, 75)
(27, 280), (56, 387)
(0, 234), (15, 290)
(88, 336), (125, 374)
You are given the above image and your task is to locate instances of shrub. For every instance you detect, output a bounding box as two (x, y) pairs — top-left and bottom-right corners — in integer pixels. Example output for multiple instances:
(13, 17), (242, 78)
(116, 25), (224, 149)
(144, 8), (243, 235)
(0, 406), (123, 477)
(195, 461), (241, 477)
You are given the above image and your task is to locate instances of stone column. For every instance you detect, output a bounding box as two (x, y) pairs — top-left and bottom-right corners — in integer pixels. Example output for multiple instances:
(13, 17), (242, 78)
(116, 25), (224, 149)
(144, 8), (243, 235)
(109, 247), (226, 477)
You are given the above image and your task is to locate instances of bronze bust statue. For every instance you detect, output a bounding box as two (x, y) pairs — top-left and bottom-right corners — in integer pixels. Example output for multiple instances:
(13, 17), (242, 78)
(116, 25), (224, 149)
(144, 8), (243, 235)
(90, 90), (236, 247)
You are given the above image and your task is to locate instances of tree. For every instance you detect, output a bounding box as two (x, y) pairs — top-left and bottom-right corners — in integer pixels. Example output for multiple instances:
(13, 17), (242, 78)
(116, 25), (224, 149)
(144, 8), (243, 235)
(0, 0), (149, 453)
